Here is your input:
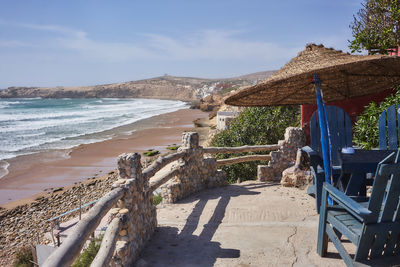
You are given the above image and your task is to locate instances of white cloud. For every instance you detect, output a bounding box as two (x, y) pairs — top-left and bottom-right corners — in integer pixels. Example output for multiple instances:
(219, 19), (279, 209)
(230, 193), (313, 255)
(1, 21), (301, 63)
(0, 20), (356, 80)
(0, 20), (87, 39)
(143, 30), (300, 61)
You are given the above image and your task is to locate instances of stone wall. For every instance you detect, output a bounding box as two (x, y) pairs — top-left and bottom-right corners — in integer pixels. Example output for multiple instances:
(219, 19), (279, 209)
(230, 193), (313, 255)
(160, 132), (227, 204)
(108, 153), (157, 266)
(257, 127), (306, 182)
(2, 129), (303, 266)
(104, 133), (227, 265)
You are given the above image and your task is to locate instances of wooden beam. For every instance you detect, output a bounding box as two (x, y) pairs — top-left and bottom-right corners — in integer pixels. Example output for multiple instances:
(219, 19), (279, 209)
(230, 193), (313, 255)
(203, 144), (279, 154)
(142, 152), (185, 180)
(91, 217), (122, 267)
(216, 155), (271, 166)
(149, 168), (180, 192)
(42, 187), (125, 267)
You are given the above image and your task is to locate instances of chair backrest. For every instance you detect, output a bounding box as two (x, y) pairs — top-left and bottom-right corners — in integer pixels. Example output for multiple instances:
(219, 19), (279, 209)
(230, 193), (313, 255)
(379, 104), (400, 150)
(360, 151), (400, 259)
(367, 151), (400, 224)
(310, 106), (352, 165)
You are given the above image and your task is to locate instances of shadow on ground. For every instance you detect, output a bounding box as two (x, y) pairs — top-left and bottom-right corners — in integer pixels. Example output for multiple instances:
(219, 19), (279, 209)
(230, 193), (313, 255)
(137, 182), (278, 267)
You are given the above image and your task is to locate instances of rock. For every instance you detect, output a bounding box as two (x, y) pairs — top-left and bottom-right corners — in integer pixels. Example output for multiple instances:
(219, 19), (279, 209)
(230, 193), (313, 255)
(119, 209), (129, 216)
(119, 230), (127, 236)
(110, 208), (120, 215)
(257, 127), (306, 182)
(115, 241), (128, 257)
(281, 165), (312, 188)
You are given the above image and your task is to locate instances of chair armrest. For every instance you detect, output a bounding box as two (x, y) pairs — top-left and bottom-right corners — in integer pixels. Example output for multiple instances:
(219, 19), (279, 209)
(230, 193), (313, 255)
(322, 182), (372, 223)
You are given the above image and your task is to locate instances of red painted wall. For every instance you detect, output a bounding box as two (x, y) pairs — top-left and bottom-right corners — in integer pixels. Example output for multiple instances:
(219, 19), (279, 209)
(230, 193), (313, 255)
(388, 46), (400, 56)
(301, 88), (396, 144)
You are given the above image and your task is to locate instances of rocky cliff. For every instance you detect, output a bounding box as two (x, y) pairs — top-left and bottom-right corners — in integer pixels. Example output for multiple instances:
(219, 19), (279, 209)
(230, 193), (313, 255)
(0, 71), (275, 101)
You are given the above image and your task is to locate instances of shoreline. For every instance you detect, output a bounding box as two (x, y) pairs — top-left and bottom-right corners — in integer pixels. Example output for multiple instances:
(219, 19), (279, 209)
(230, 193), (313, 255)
(0, 108), (209, 208)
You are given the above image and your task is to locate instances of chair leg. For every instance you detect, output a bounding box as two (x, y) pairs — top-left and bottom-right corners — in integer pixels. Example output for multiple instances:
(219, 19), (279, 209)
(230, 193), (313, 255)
(315, 172), (324, 214)
(333, 227), (342, 240)
(317, 188), (328, 256)
(326, 224), (354, 266)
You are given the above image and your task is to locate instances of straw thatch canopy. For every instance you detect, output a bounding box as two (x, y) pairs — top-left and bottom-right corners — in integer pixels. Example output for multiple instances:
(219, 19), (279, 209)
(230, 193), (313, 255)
(225, 44), (400, 106)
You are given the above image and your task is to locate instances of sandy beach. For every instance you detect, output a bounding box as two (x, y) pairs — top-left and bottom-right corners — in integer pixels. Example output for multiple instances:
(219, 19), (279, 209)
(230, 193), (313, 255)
(0, 108), (209, 208)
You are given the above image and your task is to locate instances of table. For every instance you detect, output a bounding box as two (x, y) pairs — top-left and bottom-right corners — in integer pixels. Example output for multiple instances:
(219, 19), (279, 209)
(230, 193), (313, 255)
(338, 149), (396, 196)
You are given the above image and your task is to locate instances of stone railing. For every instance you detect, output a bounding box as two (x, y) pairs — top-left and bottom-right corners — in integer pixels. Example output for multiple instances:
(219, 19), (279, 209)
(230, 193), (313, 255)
(43, 127), (304, 266)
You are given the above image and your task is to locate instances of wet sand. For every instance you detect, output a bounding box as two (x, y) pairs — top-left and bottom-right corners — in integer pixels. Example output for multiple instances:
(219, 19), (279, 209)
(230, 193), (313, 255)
(0, 108), (209, 208)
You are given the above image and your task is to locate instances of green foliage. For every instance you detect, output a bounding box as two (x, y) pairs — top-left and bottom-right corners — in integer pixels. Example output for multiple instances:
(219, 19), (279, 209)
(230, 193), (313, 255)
(143, 150), (160, 157)
(13, 246), (33, 267)
(72, 235), (103, 267)
(354, 87), (400, 149)
(349, 0), (400, 54)
(211, 106), (300, 183)
(153, 193), (162, 206)
(166, 145), (180, 150)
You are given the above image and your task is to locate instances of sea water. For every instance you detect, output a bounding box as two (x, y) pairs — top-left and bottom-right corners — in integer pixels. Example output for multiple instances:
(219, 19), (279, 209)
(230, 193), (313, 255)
(0, 98), (187, 164)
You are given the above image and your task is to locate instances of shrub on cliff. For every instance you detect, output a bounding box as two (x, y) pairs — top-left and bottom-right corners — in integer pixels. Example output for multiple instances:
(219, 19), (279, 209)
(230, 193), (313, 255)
(72, 235), (103, 267)
(143, 150), (160, 157)
(211, 106), (300, 183)
(354, 87), (400, 149)
(13, 246), (33, 267)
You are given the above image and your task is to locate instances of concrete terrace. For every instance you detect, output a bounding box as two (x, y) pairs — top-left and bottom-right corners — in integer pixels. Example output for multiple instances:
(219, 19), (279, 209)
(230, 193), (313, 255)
(135, 181), (349, 267)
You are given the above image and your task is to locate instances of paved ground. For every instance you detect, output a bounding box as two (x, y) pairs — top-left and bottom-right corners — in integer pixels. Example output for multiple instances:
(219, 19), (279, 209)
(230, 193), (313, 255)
(136, 181), (352, 267)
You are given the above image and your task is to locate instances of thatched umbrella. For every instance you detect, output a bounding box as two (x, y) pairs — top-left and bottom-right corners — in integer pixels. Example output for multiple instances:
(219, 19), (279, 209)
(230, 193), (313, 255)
(225, 43), (400, 186)
(225, 44), (400, 106)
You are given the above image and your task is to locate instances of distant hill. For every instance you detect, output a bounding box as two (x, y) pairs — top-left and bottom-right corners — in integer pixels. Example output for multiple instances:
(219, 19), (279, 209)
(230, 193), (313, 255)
(0, 71), (275, 101)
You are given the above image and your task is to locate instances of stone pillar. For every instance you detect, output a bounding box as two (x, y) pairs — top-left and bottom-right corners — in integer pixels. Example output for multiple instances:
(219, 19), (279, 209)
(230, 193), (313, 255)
(112, 153), (157, 266)
(258, 127), (306, 182)
(182, 131), (200, 149)
(161, 132), (227, 203)
(176, 132), (205, 200)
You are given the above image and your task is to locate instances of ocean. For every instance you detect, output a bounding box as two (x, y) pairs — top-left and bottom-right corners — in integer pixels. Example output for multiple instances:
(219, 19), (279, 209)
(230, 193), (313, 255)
(0, 98), (187, 165)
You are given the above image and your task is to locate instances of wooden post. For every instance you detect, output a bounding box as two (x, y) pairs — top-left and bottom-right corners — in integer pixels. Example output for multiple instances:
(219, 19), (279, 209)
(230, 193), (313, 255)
(56, 233), (60, 247)
(50, 224), (56, 247)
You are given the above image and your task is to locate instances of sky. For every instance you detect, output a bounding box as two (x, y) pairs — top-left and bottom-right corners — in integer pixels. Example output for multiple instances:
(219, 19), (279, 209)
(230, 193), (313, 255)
(0, 0), (363, 88)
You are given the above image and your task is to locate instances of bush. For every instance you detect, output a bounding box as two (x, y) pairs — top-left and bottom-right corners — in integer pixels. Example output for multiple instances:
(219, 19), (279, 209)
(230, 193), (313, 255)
(166, 145), (180, 151)
(13, 246), (33, 267)
(153, 193), (162, 205)
(211, 106), (300, 183)
(72, 235), (103, 267)
(143, 150), (160, 157)
(354, 87), (400, 149)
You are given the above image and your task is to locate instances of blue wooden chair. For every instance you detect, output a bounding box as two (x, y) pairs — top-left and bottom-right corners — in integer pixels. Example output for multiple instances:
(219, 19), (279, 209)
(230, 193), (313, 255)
(317, 150), (400, 266)
(379, 104), (400, 150)
(302, 106), (352, 213)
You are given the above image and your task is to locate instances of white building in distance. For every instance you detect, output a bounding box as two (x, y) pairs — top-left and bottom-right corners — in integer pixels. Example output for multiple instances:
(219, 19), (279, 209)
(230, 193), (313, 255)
(216, 111), (238, 131)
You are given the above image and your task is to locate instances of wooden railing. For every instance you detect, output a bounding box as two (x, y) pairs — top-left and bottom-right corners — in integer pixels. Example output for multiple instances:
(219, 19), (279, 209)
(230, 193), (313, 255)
(43, 133), (281, 267)
(204, 144), (279, 166)
(203, 144), (279, 154)
(142, 151), (185, 180)
(44, 188), (125, 266)
(43, 150), (186, 267)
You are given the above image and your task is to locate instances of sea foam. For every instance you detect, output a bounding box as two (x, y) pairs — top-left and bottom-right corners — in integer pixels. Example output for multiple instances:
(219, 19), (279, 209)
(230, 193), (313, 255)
(0, 98), (187, 161)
